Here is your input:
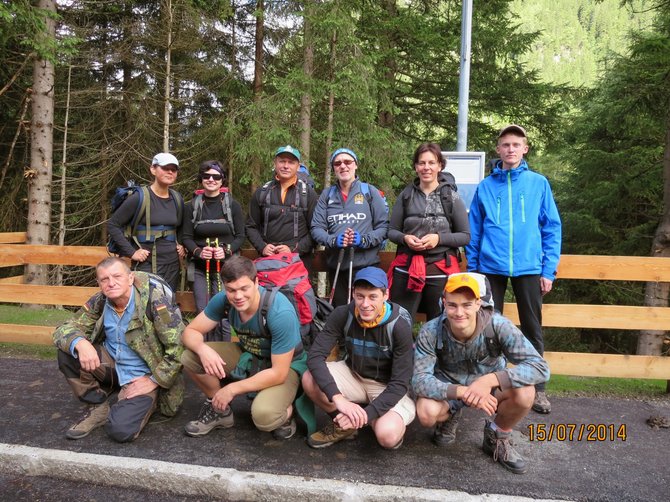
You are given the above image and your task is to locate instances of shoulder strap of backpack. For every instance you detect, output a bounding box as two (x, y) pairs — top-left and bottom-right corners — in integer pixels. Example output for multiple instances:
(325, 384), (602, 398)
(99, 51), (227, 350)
(135, 186), (151, 242)
(169, 188), (183, 224)
(222, 192), (233, 223)
(258, 287), (278, 339)
(483, 319), (502, 358)
(440, 183), (454, 228)
(191, 194), (204, 225)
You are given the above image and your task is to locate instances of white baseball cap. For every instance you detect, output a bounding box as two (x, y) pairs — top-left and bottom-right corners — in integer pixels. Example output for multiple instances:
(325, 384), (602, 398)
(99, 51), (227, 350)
(152, 152), (180, 168)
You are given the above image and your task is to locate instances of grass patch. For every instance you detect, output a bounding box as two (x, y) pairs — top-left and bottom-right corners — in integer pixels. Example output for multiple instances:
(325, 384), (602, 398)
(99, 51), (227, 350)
(0, 304), (73, 325)
(0, 342), (57, 360)
(547, 374), (668, 398)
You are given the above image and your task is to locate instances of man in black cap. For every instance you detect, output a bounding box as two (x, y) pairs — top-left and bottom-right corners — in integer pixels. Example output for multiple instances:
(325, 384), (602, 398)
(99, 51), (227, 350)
(302, 266), (415, 449)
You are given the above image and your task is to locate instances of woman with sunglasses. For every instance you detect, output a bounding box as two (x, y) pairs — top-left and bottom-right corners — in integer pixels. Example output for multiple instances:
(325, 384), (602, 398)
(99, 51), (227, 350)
(388, 143), (470, 321)
(182, 160), (245, 341)
(311, 148), (389, 306)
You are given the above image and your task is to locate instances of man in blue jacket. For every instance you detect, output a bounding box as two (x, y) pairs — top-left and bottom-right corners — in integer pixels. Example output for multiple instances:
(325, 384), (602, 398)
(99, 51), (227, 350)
(466, 124), (561, 414)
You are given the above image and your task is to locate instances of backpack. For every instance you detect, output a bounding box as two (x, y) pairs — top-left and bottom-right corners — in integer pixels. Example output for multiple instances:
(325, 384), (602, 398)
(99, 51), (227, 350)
(191, 189), (233, 230)
(298, 164), (316, 189)
(436, 314), (501, 358)
(107, 181), (184, 254)
(340, 304), (410, 355)
(254, 252), (317, 345)
(400, 171), (458, 228)
(260, 178), (309, 240)
(145, 272), (177, 322)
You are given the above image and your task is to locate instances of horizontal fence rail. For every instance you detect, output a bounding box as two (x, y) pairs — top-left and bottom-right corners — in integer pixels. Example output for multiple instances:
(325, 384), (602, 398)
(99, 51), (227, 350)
(0, 239), (668, 381)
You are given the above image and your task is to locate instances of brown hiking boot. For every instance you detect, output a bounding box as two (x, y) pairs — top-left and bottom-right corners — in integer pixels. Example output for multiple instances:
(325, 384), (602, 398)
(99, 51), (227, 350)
(482, 420), (527, 474)
(307, 421), (357, 448)
(65, 401), (110, 440)
(532, 391), (551, 414)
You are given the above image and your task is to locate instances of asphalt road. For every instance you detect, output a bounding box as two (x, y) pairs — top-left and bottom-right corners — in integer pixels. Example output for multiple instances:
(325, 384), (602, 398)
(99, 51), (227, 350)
(1, 357), (668, 501)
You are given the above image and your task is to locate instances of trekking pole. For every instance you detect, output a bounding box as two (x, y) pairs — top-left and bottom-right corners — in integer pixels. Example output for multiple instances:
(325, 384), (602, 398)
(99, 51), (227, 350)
(205, 238), (211, 302)
(347, 246), (355, 303)
(214, 238), (222, 294)
(328, 247), (346, 305)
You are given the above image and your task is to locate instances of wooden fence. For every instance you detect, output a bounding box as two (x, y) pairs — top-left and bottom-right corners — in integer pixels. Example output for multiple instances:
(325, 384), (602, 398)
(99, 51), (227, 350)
(1, 232), (669, 382)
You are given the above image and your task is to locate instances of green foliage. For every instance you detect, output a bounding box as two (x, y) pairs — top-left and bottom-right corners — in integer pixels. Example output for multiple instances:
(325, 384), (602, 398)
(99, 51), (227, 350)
(0, 304), (73, 325)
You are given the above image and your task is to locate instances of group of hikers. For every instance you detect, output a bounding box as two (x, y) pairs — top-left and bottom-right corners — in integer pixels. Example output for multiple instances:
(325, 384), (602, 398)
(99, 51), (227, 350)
(53, 124), (562, 475)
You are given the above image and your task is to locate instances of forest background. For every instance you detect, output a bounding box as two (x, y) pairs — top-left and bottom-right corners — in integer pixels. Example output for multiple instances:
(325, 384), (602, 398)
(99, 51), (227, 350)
(0, 0), (668, 357)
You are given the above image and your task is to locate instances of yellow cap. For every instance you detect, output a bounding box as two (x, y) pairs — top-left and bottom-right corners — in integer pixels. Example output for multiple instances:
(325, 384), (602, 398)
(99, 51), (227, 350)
(445, 273), (481, 298)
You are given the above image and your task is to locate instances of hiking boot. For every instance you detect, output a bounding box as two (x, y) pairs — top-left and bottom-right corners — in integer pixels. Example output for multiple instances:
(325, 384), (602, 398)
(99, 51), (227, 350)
(307, 421), (357, 449)
(482, 420), (527, 474)
(272, 416), (297, 440)
(65, 401), (110, 440)
(532, 391), (551, 414)
(184, 400), (234, 437)
(433, 408), (461, 446)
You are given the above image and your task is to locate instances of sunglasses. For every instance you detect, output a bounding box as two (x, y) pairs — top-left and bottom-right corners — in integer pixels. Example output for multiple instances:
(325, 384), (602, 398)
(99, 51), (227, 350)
(158, 165), (178, 173)
(201, 173), (223, 181)
(333, 159), (355, 168)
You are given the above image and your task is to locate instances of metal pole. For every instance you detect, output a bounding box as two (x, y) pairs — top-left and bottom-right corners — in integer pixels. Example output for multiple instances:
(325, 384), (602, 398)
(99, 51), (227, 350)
(456, 0), (473, 152)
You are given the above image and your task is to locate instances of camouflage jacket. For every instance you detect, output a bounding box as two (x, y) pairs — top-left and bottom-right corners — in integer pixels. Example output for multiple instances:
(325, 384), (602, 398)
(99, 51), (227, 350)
(53, 272), (185, 416)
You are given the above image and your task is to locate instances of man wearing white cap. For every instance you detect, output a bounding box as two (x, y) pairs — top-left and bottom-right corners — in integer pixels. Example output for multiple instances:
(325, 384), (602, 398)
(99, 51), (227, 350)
(466, 125), (561, 414)
(246, 145), (318, 267)
(108, 153), (185, 291)
(412, 272), (549, 474)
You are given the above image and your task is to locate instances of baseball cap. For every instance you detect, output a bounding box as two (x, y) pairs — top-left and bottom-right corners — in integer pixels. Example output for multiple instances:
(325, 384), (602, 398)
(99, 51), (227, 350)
(329, 148), (358, 168)
(498, 124), (527, 138)
(274, 145), (301, 162)
(353, 267), (388, 289)
(445, 273), (482, 298)
(152, 152), (180, 168)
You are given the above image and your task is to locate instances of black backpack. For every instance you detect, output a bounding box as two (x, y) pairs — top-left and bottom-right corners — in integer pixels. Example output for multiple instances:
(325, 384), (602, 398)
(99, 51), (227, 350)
(107, 182), (183, 254)
(260, 178), (309, 240)
(400, 171), (458, 228)
(191, 190), (233, 230)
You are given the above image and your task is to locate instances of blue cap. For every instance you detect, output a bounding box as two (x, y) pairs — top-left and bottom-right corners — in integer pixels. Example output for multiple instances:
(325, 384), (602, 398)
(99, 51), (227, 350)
(274, 145), (301, 162)
(353, 267), (388, 289)
(330, 148), (358, 168)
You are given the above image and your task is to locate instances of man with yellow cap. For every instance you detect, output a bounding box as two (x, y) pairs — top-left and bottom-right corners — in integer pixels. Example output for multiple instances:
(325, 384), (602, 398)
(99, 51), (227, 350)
(412, 272), (549, 474)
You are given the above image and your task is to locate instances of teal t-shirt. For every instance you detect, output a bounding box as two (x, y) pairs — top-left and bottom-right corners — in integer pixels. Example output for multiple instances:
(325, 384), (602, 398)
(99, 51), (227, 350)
(204, 286), (301, 356)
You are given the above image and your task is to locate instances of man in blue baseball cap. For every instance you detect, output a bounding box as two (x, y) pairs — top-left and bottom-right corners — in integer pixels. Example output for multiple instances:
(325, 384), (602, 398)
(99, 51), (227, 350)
(246, 145), (318, 267)
(302, 266), (415, 449)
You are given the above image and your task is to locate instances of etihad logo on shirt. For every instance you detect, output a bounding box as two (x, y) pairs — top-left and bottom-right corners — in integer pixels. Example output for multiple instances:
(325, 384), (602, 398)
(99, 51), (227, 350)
(327, 213), (368, 224)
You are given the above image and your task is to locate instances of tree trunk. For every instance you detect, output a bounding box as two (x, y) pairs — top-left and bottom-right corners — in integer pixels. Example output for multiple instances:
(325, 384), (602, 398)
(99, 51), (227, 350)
(25, 0), (56, 287)
(377, 0), (397, 128)
(163, 0), (173, 152)
(55, 65), (72, 287)
(250, 0), (265, 193)
(637, 120), (670, 355)
(323, 29), (337, 190)
(299, 0), (314, 165)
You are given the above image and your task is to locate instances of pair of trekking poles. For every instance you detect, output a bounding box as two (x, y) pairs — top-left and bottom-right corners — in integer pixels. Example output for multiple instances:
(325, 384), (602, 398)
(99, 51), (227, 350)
(204, 238), (231, 302)
(328, 246), (355, 305)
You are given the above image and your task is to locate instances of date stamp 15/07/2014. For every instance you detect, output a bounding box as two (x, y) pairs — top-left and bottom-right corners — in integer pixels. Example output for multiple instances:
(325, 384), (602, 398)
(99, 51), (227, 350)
(527, 423), (627, 442)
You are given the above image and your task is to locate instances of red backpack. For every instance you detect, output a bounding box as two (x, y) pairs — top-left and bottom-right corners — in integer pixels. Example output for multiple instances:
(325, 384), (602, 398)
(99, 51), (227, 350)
(254, 253), (317, 339)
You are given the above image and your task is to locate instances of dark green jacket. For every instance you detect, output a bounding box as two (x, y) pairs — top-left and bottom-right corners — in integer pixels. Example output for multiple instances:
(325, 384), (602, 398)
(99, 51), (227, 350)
(53, 272), (185, 416)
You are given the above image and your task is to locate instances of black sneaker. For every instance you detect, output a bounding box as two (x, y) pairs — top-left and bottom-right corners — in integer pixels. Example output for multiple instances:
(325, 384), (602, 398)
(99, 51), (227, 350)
(184, 400), (234, 437)
(272, 416), (297, 440)
(482, 420), (527, 474)
(433, 408), (461, 446)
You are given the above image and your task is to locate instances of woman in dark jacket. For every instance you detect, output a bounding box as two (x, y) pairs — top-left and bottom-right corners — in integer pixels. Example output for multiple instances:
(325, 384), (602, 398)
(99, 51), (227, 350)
(182, 160), (245, 341)
(388, 143), (470, 322)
